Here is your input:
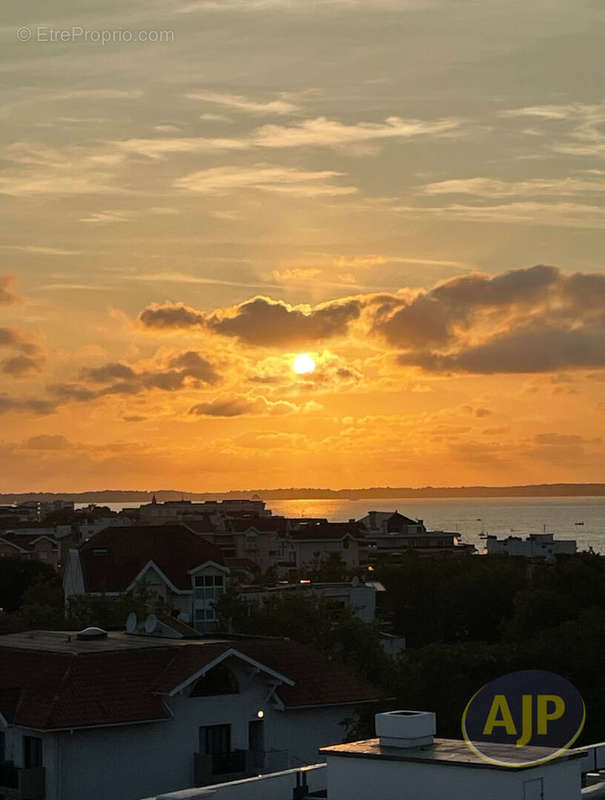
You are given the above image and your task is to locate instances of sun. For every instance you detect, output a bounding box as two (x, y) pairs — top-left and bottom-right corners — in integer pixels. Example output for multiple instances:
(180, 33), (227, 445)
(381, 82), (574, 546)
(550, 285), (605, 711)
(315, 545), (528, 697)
(293, 353), (316, 375)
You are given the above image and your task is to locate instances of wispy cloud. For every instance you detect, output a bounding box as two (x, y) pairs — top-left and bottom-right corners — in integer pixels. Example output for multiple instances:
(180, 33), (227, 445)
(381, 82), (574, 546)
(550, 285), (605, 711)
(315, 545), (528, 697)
(251, 116), (460, 150)
(502, 103), (605, 159)
(186, 90), (300, 115)
(0, 275), (22, 306)
(0, 143), (126, 197)
(189, 394), (312, 417)
(423, 176), (605, 198)
(174, 165), (358, 196)
(114, 115), (460, 159)
(0, 245), (80, 256)
(176, 0), (433, 12)
(394, 201), (605, 229)
(125, 272), (285, 290)
(80, 210), (133, 224)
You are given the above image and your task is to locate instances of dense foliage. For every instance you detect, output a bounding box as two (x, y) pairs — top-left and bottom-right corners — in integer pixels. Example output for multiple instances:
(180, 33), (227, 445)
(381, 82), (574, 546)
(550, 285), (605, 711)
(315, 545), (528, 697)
(4, 549), (605, 744)
(0, 558), (59, 613)
(219, 552), (605, 744)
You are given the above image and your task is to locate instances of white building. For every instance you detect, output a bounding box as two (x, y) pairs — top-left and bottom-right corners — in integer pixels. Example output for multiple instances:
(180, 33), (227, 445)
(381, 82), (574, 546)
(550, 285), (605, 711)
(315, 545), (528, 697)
(138, 710), (603, 800)
(359, 511), (427, 536)
(323, 710), (587, 800)
(240, 578), (377, 623)
(63, 524), (230, 632)
(0, 626), (382, 800)
(287, 523), (369, 573)
(358, 511), (473, 560)
(486, 532), (577, 561)
(138, 498), (270, 524)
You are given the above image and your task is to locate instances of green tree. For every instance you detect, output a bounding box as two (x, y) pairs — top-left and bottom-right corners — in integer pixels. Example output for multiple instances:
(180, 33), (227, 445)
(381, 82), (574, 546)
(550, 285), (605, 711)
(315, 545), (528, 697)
(0, 558), (58, 612)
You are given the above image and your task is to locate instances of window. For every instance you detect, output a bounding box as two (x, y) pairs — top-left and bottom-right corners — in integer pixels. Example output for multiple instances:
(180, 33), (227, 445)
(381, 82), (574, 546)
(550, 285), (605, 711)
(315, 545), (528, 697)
(23, 736), (43, 768)
(191, 665), (239, 697)
(194, 574), (226, 609)
(195, 608), (217, 621)
(194, 575), (224, 588)
(200, 724), (231, 755)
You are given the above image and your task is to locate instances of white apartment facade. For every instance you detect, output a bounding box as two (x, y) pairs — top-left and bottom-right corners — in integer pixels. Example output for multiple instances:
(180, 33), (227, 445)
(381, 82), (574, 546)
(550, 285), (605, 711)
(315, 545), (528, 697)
(63, 524), (230, 632)
(486, 532), (578, 561)
(139, 710), (600, 800)
(0, 628), (382, 800)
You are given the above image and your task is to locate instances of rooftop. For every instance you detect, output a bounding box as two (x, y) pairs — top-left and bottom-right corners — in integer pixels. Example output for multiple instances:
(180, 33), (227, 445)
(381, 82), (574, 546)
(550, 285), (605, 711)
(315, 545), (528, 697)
(320, 737), (586, 771)
(0, 629), (222, 654)
(0, 630), (383, 729)
(78, 524), (225, 592)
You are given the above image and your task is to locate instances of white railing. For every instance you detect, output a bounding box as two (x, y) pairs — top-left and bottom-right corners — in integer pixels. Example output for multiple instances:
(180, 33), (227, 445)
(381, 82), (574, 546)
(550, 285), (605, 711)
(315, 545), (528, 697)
(138, 764), (326, 800)
(575, 743), (605, 775)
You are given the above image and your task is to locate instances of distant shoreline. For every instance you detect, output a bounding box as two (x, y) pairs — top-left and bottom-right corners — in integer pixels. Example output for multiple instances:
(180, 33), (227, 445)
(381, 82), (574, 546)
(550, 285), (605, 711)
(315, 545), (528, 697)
(2, 484), (605, 504)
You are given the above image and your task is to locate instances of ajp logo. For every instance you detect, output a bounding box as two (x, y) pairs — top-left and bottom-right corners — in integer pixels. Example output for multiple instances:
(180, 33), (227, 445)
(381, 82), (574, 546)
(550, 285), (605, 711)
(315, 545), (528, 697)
(462, 670), (585, 767)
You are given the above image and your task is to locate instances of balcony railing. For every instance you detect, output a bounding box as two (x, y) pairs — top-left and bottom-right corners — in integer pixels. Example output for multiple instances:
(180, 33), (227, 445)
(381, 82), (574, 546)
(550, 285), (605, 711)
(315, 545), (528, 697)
(0, 762), (45, 799)
(212, 750), (247, 775)
(193, 749), (290, 786)
(194, 749), (249, 786)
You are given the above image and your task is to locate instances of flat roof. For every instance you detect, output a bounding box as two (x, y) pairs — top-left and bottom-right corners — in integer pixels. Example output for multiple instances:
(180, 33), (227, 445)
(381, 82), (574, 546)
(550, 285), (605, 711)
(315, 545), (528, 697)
(320, 738), (586, 771)
(0, 630), (232, 655)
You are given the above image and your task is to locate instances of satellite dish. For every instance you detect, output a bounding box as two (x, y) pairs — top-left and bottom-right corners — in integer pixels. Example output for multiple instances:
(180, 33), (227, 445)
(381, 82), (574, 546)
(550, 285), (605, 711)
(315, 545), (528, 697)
(145, 614), (158, 634)
(352, 576), (360, 587)
(126, 612), (137, 634)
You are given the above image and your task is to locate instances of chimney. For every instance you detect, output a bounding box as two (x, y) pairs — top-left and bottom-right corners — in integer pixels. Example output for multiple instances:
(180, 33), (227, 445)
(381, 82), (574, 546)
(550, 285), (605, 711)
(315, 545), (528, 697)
(375, 711), (436, 749)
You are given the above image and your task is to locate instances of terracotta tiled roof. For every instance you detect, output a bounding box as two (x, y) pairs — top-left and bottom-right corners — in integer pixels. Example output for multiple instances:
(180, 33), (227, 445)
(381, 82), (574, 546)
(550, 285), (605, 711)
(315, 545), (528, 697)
(79, 525), (225, 592)
(238, 639), (384, 708)
(0, 633), (382, 729)
(0, 645), (171, 729)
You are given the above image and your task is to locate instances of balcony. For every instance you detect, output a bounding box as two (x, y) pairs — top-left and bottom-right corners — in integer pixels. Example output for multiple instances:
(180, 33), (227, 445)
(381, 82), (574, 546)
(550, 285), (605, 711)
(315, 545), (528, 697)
(193, 749), (290, 786)
(0, 762), (45, 799)
(194, 749), (249, 786)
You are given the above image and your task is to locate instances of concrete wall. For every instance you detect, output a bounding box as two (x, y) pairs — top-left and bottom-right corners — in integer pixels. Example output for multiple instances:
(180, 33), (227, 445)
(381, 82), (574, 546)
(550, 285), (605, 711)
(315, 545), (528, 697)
(271, 707), (350, 766)
(326, 753), (583, 800)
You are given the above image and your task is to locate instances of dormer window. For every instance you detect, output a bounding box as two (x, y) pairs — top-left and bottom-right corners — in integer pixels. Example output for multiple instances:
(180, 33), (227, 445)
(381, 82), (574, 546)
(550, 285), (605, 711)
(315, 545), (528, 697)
(190, 664), (239, 697)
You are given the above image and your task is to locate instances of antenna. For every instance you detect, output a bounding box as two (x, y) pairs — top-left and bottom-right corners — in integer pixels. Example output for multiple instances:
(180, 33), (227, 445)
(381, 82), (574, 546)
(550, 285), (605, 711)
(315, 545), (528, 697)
(126, 612), (137, 634)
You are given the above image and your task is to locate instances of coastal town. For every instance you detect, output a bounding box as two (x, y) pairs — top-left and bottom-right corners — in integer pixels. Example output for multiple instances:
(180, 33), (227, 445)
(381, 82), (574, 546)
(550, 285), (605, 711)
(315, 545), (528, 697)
(2, 495), (600, 800)
(3, 0), (605, 794)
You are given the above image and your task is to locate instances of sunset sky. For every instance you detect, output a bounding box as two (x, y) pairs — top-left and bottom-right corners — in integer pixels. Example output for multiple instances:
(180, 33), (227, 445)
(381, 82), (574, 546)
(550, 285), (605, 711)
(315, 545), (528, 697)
(2, 0), (605, 492)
